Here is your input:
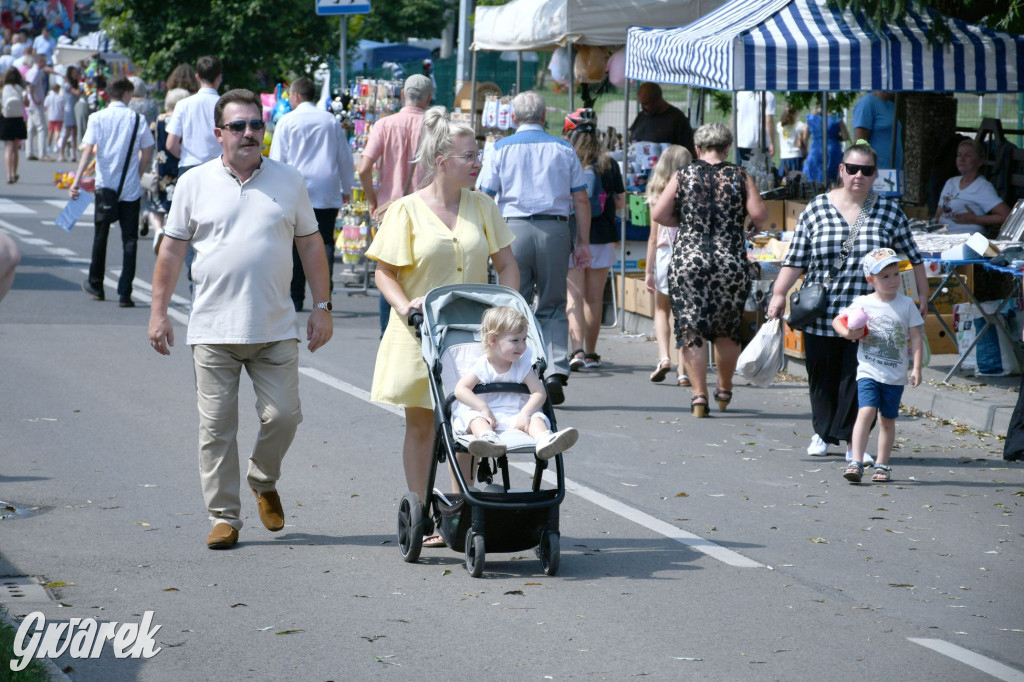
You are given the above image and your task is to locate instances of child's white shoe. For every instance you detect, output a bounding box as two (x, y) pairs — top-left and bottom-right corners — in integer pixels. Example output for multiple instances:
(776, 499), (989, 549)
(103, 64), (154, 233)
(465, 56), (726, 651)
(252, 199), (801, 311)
(468, 431), (506, 459)
(535, 428), (578, 460)
(845, 449), (874, 466)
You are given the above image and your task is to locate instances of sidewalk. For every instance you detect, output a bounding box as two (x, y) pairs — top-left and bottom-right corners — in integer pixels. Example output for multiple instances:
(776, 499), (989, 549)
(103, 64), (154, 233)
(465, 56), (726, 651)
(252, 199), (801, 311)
(607, 310), (1018, 436)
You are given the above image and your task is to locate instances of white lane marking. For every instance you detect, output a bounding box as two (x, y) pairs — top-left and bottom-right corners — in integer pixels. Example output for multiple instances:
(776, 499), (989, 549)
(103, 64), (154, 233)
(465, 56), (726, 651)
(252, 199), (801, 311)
(44, 247), (78, 257)
(44, 199), (93, 215)
(76, 267), (190, 325)
(299, 367), (403, 416)
(20, 237), (52, 246)
(511, 462), (762, 568)
(299, 365), (760, 568)
(908, 638), (1024, 681)
(0, 219), (33, 235)
(0, 198), (37, 214)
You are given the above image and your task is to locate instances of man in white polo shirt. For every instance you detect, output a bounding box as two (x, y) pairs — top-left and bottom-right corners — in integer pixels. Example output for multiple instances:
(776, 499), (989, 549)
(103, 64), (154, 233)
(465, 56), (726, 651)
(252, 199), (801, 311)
(147, 89), (333, 550)
(269, 76), (354, 310)
(69, 76), (154, 306)
(165, 55), (222, 176)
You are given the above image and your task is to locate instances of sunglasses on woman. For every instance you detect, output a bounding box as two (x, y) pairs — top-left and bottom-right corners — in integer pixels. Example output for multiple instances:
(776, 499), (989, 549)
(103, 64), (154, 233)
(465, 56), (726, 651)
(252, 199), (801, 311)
(220, 119), (266, 134)
(844, 163), (876, 176)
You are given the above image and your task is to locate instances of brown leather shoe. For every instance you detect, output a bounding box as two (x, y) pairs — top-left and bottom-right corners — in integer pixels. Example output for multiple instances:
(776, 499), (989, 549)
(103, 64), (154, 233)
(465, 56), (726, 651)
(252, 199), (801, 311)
(252, 488), (284, 531)
(206, 523), (239, 549)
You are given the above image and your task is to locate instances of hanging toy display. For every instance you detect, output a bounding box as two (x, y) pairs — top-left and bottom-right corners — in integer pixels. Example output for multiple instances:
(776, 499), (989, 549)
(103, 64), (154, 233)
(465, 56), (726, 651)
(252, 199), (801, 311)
(271, 83), (292, 123)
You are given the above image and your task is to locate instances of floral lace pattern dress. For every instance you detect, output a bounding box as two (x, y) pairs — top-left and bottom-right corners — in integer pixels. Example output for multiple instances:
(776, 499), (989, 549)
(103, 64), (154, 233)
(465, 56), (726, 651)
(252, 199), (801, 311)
(667, 160), (751, 348)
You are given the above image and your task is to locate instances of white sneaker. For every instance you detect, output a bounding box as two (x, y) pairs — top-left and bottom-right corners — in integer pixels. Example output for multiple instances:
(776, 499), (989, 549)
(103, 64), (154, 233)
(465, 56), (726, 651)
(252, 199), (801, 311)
(846, 449), (874, 466)
(807, 434), (828, 456)
(535, 428), (579, 460)
(467, 432), (506, 459)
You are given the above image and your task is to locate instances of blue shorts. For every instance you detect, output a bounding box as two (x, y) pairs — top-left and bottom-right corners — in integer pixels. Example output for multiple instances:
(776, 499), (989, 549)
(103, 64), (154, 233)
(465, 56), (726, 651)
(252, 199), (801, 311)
(857, 378), (904, 420)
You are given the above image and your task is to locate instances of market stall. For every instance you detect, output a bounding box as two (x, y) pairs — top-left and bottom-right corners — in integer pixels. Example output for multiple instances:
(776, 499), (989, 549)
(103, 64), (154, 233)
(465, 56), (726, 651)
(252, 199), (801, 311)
(624, 0), (1024, 375)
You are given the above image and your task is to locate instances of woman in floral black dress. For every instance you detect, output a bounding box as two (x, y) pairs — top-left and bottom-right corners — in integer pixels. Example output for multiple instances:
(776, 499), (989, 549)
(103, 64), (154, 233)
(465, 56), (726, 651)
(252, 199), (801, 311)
(651, 122), (767, 417)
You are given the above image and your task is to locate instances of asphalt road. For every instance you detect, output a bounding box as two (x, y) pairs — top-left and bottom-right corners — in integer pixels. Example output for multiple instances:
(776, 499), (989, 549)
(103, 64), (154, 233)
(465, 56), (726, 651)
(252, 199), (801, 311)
(1, 159), (1022, 681)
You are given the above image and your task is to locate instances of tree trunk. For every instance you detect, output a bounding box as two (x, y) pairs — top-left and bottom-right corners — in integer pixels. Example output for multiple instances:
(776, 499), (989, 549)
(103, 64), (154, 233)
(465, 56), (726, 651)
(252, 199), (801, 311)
(902, 92), (958, 205)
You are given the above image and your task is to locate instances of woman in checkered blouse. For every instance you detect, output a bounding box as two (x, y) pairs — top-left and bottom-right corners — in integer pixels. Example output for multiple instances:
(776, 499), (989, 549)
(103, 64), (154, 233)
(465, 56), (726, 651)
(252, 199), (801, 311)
(767, 143), (929, 458)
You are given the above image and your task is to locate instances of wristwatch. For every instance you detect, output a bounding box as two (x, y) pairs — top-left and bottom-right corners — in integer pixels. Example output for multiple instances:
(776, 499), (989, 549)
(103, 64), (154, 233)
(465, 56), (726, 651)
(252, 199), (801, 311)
(314, 301), (333, 312)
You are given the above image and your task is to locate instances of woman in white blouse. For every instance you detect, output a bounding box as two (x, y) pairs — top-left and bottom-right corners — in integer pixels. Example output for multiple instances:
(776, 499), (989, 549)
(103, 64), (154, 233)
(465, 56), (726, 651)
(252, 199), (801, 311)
(934, 139), (1010, 236)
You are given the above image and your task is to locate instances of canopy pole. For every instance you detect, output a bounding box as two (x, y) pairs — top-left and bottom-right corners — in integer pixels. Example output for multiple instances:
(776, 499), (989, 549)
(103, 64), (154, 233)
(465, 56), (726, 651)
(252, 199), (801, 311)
(821, 92), (828, 188)
(732, 91), (739, 164)
(568, 44), (575, 112)
(470, 50), (478, 130)
(890, 93), (899, 172)
(515, 52), (522, 95)
(620, 76), (630, 332)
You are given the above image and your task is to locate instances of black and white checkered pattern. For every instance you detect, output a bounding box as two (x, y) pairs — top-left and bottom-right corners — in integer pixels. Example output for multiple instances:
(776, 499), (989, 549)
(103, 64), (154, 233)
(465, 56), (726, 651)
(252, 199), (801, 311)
(783, 193), (923, 337)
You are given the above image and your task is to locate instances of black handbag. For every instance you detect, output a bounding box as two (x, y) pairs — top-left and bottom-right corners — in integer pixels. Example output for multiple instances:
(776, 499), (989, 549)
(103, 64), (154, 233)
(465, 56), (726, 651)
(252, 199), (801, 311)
(787, 193), (875, 331)
(94, 113), (140, 224)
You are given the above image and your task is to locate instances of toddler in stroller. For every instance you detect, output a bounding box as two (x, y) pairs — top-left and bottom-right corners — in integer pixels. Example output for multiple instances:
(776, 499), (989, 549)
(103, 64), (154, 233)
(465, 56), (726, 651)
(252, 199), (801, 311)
(453, 306), (578, 461)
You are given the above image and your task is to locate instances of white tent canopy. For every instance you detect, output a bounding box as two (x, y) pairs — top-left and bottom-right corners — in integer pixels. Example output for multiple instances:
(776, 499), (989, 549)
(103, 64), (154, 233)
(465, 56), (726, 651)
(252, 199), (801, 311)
(473, 0), (728, 51)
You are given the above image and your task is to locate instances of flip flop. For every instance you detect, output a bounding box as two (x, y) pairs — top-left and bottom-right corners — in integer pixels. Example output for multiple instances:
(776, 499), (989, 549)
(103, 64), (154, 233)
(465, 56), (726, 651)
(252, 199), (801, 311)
(650, 358), (671, 382)
(422, 534), (446, 548)
(677, 374), (691, 387)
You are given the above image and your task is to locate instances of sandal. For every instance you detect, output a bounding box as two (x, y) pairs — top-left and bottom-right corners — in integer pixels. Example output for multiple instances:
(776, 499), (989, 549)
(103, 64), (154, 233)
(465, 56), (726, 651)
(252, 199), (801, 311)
(713, 388), (733, 412)
(691, 394), (709, 418)
(871, 464), (892, 482)
(422, 534), (446, 548)
(843, 461), (864, 483)
(568, 348), (585, 372)
(650, 358), (671, 382)
(677, 374), (690, 387)
(583, 353), (601, 368)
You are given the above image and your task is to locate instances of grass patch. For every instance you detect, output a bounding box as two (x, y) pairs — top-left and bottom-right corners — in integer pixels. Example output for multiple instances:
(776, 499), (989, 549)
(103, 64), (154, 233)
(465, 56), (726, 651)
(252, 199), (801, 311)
(0, 605), (51, 681)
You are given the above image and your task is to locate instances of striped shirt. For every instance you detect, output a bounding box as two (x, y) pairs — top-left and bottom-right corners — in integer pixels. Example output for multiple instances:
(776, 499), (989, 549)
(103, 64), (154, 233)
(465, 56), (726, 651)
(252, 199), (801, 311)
(478, 123), (587, 218)
(783, 193), (922, 337)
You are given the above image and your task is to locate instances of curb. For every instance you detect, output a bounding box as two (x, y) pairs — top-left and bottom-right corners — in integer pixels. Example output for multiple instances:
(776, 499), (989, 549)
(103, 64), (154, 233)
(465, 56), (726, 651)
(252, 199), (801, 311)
(0, 606), (73, 682)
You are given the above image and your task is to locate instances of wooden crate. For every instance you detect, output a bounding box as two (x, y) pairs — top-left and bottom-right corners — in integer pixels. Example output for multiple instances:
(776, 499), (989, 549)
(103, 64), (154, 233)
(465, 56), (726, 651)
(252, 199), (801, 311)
(783, 321), (805, 358)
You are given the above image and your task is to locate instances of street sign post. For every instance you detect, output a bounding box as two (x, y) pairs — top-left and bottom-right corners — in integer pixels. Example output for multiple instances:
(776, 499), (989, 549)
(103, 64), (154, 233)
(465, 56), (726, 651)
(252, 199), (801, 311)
(315, 0), (370, 15)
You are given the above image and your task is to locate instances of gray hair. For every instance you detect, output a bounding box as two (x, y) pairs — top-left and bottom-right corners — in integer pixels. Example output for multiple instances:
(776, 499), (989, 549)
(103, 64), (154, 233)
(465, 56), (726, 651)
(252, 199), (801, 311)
(164, 87), (190, 114)
(128, 76), (146, 97)
(958, 138), (985, 158)
(694, 122), (732, 152)
(414, 106), (476, 185)
(512, 91), (545, 125)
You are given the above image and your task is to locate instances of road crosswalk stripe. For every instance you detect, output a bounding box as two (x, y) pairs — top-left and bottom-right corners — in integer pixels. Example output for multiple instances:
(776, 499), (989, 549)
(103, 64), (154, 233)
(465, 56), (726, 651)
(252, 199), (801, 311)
(0, 198), (37, 214)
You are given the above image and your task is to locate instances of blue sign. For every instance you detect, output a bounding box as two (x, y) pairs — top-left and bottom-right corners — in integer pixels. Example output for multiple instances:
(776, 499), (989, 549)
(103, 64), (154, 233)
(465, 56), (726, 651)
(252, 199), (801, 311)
(315, 0), (370, 15)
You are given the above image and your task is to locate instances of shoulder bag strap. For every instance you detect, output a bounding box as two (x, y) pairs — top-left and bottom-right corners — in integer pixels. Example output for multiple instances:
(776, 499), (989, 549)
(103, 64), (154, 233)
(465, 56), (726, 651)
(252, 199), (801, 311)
(826, 193), (875, 284)
(115, 113), (140, 199)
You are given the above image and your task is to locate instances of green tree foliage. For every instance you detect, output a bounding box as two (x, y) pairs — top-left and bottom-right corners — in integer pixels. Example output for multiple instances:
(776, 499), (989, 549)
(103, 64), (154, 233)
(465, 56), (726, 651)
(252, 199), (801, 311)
(832, 0), (1023, 35)
(95, 0), (339, 92)
(347, 0), (456, 44)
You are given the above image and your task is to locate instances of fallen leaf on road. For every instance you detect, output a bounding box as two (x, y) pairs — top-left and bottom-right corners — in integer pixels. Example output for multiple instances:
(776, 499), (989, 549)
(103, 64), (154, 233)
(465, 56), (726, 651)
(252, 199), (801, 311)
(889, 583), (915, 588)
(504, 590), (524, 596)
(163, 588), (178, 592)
(676, 492), (688, 497)
(276, 629), (304, 635)
(809, 537), (829, 544)
(230, 603), (246, 607)
(442, 569), (452, 576)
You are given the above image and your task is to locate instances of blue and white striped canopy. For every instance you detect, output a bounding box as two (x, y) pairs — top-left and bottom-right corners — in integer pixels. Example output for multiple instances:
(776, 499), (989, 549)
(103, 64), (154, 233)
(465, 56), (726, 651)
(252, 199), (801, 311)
(626, 0), (1024, 92)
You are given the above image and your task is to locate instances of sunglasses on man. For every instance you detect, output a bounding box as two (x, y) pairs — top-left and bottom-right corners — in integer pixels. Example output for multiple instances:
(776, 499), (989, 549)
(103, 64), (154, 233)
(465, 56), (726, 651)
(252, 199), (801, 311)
(220, 119), (266, 134)
(844, 163), (876, 176)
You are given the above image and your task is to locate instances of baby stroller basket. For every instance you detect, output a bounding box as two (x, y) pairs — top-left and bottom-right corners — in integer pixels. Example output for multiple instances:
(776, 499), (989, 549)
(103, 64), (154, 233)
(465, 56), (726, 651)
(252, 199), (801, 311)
(396, 283), (566, 577)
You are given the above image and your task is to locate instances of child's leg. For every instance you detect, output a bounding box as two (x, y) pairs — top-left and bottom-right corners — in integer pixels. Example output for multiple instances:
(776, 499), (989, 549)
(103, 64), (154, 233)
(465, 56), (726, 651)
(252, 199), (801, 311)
(874, 416), (896, 467)
(533, 415), (579, 460)
(849, 406), (876, 463)
(526, 415), (550, 439)
(464, 416), (506, 461)
(467, 417), (495, 437)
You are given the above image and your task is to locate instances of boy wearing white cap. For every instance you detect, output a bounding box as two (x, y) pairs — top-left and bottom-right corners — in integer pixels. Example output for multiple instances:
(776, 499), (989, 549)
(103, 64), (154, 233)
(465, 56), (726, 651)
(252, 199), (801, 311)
(833, 248), (924, 483)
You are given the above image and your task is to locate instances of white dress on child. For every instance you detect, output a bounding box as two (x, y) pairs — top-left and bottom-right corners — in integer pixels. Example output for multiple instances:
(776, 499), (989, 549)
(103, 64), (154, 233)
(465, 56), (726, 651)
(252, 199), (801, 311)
(451, 347), (550, 434)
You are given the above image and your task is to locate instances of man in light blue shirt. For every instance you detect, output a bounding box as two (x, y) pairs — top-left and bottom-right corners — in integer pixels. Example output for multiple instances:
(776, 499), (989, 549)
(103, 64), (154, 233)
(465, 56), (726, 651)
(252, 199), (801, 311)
(478, 91), (591, 405)
(853, 91), (902, 170)
(166, 55), (223, 176)
(270, 76), (354, 310)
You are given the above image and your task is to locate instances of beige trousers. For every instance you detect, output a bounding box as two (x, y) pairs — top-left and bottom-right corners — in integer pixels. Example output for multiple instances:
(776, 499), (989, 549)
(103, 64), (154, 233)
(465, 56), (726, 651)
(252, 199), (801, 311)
(192, 340), (302, 529)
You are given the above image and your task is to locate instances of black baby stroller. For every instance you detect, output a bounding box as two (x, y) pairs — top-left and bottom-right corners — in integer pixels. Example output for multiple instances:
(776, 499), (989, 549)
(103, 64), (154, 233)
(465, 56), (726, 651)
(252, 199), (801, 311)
(397, 283), (566, 577)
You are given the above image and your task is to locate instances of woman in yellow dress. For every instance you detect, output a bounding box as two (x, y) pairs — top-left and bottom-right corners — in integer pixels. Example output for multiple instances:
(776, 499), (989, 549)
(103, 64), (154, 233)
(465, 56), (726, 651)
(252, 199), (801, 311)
(367, 107), (519, 545)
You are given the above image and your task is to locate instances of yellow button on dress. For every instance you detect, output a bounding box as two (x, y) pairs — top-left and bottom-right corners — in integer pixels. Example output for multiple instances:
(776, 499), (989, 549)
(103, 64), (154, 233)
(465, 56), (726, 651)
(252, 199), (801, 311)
(367, 189), (514, 410)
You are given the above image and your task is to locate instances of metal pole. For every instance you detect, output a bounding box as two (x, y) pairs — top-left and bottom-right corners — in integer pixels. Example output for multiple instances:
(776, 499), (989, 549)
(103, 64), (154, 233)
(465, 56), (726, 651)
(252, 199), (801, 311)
(890, 92), (899, 171)
(455, 0), (474, 96)
(732, 91), (739, 164)
(516, 52), (522, 95)
(620, 76), (630, 331)
(821, 92), (828, 186)
(568, 44), (575, 112)
(470, 50), (478, 130)
(339, 18), (347, 93)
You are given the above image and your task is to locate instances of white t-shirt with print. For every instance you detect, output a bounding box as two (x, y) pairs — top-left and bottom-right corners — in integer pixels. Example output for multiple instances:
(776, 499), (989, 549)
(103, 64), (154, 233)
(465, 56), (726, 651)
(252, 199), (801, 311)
(937, 175), (1004, 234)
(844, 293), (924, 385)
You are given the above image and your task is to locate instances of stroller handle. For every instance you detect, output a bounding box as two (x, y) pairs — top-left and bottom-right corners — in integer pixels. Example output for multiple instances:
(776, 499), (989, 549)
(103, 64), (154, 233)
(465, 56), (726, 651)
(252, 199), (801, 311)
(408, 311), (424, 338)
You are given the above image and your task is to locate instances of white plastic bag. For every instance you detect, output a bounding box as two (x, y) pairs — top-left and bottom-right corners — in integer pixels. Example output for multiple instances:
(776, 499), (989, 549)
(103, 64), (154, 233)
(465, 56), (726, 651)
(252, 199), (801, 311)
(736, 318), (784, 387)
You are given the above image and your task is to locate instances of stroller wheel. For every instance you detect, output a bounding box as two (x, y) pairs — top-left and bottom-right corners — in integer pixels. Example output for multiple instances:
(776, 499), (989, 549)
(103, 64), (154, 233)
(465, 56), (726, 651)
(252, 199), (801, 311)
(538, 531), (560, 576)
(397, 492), (424, 563)
(465, 530), (486, 578)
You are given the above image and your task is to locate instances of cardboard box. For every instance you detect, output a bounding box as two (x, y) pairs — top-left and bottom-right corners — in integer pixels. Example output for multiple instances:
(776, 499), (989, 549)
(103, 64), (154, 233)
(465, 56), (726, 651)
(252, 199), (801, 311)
(927, 265), (974, 313)
(763, 200), (785, 231)
(925, 314), (958, 354)
(783, 321), (805, 358)
(624, 274), (638, 313)
(634, 281), (655, 318)
(784, 200), (807, 231)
